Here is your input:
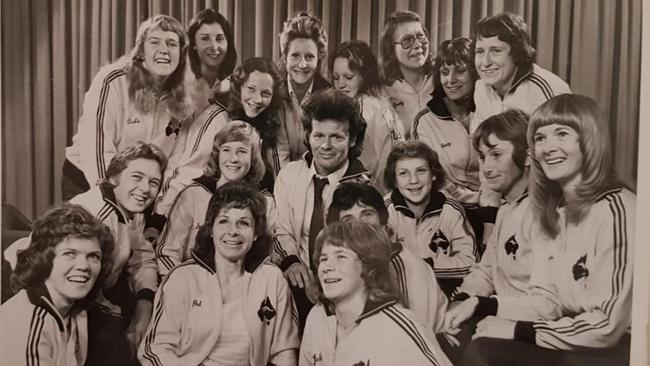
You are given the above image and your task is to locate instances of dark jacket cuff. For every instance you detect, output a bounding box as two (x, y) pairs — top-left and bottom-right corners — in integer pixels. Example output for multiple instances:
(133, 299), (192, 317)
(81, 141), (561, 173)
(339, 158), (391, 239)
(477, 206), (499, 224)
(134, 288), (155, 302)
(514, 321), (536, 344)
(452, 291), (470, 302)
(280, 255), (301, 271)
(475, 296), (498, 316)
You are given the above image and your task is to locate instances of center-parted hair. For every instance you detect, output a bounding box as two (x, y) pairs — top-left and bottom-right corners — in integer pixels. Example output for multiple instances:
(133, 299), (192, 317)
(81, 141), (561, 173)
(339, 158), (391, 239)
(379, 10), (434, 84)
(204, 121), (266, 184)
(104, 141), (167, 184)
(433, 37), (479, 91)
(187, 8), (237, 81)
(128, 15), (191, 120)
(527, 94), (621, 237)
(278, 12), (329, 77)
(301, 89), (367, 160)
(11, 203), (115, 307)
(312, 221), (400, 306)
(472, 109), (529, 170)
(384, 140), (446, 193)
(229, 57), (290, 145)
(475, 12), (536, 73)
(194, 182), (270, 272)
(328, 40), (382, 97)
(326, 182), (389, 226)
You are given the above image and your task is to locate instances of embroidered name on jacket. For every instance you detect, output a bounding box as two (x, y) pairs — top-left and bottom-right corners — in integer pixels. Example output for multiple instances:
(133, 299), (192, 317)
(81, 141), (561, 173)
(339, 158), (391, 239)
(572, 254), (589, 281)
(391, 100), (404, 109)
(191, 299), (202, 307)
(127, 117), (140, 125)
(504, 235), (519, 259)
(429, 230), (450, 255)
(257, 296), (276, 324)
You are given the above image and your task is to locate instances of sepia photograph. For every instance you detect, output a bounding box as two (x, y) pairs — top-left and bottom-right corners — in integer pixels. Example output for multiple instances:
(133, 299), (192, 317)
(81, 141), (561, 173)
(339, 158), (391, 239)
(1, 0), (647, 365)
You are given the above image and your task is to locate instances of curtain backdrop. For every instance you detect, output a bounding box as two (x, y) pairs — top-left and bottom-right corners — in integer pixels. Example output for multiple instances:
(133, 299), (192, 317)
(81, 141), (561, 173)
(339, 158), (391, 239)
(2, 0), (641, 218)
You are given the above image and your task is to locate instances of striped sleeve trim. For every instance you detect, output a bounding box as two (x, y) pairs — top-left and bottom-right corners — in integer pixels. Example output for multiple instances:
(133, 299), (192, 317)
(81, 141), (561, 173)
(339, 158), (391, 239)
(273, 237), (289, 259)
(390, 255), (409, 308)
(27, 307), (47, 366)
(95, 69), (126, 179)
(158, 167), (181, 205)
(382, 306), (440, 365)
(271, 145), (281, 175)
(445, 198), (479, 258)
(96, 203), (114, 222)
(433, 266), (472, 277)
(141, 262), (195, 366)
(155, 184), (203, 272)
(411, 108), (431, 140)
(528, 73), (555, 100)
(534, 193), (628, 340)
(189, 106), (226, 156)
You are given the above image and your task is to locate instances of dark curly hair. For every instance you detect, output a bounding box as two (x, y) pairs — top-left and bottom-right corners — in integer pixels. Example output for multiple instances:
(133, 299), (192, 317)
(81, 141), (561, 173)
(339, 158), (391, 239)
(313, 221), (400, 307)
(326, 182), (389, 226)
(475, 12), (536, 74)
(328, 40), (382, 97)
(384, 140), (446, 193)
(301, 89), (366, 160)
(11, 203), (115, 307)
(433, 37), (479, 92)
(194, 182), (270, 272)
(187, 8), (237, 81)
(379, 10), (434, 84)
(229, 57), (290, 145)
(472, 109), (529, 170)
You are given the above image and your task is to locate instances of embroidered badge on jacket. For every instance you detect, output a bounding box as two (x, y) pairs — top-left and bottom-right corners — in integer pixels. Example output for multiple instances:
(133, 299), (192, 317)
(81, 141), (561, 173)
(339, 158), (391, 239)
(504, 235), (519, 260)
(429, 230), (450, 255)
(572, 254), (589, 281)
(351, 360), (370, 366)
(257, 296), (276, 324)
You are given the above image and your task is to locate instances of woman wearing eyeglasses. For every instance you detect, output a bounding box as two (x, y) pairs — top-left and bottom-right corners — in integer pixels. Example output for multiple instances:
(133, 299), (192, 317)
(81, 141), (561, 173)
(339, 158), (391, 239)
(380, 10), (434, 138)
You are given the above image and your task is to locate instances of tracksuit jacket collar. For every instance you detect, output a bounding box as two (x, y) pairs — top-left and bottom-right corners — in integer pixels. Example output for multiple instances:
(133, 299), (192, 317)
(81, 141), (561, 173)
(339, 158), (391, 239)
(99, 181), (128, 224)
(303, 153), (370, 182)
(426, 86), (476, 121)
(26, 283), (76, 332)
(390, 189), (447, 220)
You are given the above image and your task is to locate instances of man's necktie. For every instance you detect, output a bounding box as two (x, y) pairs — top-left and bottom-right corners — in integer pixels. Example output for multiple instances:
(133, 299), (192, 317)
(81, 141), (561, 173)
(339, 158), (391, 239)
(308, 176), (329, 269)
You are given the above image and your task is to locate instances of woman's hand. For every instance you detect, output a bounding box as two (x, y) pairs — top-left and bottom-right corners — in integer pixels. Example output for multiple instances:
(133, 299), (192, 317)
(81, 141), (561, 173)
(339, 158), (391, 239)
(472, 315), (516, 340)
(284, 262), (314, 289)
(444, 297), (479, 331)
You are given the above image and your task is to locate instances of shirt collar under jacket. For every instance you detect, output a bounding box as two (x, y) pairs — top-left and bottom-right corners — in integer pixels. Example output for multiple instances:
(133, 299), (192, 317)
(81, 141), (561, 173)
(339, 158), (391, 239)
(389, 189), (447, 220)
(26, 283), (76, 332)
(288, 78), (315, 107)
(426, 86), (476, 121)
(99, 181), (129, 224)
(303, 152), (370, 184)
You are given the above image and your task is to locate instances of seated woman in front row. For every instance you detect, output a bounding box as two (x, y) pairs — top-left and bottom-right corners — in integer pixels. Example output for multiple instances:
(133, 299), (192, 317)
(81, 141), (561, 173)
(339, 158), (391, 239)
(2, 204), (115, 366)
(300, 221), (452, 366)
(450, 94), (634, 366)
(384, 140), (476, 296)
(139, 183), (299, 366)
(155, 121), (276, 278)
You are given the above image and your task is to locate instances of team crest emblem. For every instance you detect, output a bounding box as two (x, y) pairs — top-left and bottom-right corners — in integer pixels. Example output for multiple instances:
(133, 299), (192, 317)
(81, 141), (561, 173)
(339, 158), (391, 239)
(572, 254), (589, 281)
(504, 235), (519, 259)
(429, 230), (450, 255)
(257, 296), (276, 324)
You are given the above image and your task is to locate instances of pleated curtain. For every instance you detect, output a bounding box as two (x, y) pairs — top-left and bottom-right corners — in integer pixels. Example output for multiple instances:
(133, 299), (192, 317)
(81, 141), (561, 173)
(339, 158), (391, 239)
(2, 0), (642, 218)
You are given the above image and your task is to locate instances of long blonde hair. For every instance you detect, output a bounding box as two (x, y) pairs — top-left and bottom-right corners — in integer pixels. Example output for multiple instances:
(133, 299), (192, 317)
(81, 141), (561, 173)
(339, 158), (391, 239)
(528, 94), (620, 237)
(126, 15), (191, 121)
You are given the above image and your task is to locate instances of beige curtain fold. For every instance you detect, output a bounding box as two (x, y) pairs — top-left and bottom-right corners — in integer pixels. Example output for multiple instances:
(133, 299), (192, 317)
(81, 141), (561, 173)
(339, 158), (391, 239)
(2, 0), (641, 218)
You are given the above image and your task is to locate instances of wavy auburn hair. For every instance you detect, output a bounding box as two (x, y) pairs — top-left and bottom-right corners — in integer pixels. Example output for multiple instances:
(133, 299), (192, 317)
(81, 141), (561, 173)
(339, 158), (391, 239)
(11, 203), (115, 307)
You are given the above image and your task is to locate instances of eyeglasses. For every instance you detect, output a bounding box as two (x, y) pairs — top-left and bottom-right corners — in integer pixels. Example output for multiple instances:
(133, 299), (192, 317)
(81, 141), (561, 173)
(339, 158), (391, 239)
(394, 33), (428, 49)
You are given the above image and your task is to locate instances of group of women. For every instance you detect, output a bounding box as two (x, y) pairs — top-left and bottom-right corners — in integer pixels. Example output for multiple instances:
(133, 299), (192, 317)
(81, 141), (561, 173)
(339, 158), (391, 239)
(2, 7), (635, 366)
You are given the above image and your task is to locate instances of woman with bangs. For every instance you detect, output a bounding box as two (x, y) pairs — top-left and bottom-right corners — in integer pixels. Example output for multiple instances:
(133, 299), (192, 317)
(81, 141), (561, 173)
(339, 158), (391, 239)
(330, 40), (405, 193)
(380, 10), (435, 138)
(459, 94), (634, 366)
(278, 12), (332, 161)
(300, 221), (452, 366)
(140, 183), (299, 366)
(186, 8), (237, 113)
(64, 15), (192, 201)
(155, 121), (277, 278)
(2, 204), (117, 366)
(229, 57), (294, 191)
